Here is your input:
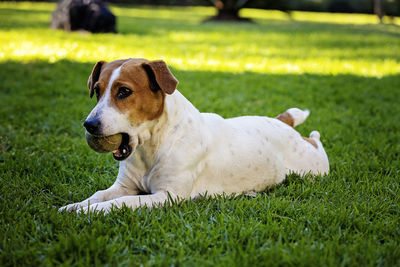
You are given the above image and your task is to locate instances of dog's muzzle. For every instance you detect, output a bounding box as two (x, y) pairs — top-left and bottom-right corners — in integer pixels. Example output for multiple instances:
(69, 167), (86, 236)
(84, 118), (101, 135)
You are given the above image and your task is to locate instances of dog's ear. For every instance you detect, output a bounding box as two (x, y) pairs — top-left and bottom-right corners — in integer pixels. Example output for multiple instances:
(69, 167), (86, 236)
(142, 60), (178, 95)
(87, 61), (105, 98)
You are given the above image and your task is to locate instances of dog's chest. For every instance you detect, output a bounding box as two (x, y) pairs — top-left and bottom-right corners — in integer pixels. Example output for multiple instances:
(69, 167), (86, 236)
(119, 145), (160, 193)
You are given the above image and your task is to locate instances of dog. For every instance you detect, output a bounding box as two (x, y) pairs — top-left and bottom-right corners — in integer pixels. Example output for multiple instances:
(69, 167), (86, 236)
(59, 58), (329, 214)
(51, 0), (117, 33)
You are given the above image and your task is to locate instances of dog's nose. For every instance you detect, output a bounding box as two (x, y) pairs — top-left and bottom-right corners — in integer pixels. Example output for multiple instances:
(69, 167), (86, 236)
(84, 118), (101, 135)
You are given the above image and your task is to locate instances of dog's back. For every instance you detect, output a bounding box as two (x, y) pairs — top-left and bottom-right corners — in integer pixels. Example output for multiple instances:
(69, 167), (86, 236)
(189, 109), (329, 197)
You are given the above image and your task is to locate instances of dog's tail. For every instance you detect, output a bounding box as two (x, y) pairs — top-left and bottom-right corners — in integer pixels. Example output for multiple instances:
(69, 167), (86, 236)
(276, 108), (310, 127)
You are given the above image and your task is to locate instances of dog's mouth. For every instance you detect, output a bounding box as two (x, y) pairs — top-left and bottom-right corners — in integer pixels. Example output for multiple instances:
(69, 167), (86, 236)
(112, 133), (132, 161)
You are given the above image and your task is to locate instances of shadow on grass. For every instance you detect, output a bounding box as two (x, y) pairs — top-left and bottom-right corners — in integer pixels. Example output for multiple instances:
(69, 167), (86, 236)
(0, 59), (399, 266)
(0, 7), (50, 29)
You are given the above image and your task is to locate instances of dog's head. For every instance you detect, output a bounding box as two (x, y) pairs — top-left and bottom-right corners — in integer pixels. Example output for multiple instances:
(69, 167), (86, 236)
(84, 58), (178, 161)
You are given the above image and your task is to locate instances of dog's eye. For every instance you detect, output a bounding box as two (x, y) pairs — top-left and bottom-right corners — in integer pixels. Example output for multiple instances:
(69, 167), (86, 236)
(116, 87), (133, 99)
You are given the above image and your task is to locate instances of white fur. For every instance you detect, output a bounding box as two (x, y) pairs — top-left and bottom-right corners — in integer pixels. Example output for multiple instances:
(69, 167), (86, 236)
(286, 108), (310, 127)
(60, 78), (329, 214)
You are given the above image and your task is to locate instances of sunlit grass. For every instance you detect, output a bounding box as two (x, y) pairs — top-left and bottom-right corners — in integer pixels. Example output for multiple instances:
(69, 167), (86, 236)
(242, 8), (400, 25)
(0, 2), (399, 77)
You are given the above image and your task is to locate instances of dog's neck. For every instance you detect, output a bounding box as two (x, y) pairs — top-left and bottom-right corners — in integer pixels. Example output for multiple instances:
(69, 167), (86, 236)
(117, 90), (201, 193)
(122, 90), (200, 173)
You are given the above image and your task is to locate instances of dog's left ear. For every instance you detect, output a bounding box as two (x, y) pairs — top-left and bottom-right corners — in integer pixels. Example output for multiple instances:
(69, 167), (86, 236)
(142, 60), (178, 95)
(88, 61), (106, 98)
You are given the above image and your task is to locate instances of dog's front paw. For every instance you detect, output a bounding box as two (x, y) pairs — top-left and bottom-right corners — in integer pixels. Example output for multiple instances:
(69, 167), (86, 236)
(79, 202), (114, 215)
(58, 202), (87, 213)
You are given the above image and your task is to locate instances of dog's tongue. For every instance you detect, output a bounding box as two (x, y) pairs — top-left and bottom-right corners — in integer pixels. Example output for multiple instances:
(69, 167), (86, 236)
(113, 147), (129, 158)
(113, 149), (122, 158)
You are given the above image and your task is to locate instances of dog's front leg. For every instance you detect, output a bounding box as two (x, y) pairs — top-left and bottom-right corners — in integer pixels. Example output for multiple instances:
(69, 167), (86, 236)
(80, 191), (174, 214)
(59, 180), (137, 212)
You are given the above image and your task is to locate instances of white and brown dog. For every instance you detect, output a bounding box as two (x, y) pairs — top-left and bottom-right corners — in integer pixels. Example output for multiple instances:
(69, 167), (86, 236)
(60, 58), (329, 214)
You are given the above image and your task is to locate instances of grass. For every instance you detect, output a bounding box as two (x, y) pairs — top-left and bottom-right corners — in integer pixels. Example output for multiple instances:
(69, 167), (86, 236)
(0, 2), (399, 266)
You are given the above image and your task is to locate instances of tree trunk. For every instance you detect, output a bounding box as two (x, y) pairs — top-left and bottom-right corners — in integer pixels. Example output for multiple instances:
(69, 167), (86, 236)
(206, 0), (251, 22)
(215, 7), (240, 20)
(374, 0), (384, 23)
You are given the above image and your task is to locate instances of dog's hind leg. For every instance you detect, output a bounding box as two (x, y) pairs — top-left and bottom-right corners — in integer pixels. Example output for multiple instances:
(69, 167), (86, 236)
(277, 110), (330, 176)
(286, 130), (329, 176)
(307, 130), (329, 175)
(276, 108), (310, 127)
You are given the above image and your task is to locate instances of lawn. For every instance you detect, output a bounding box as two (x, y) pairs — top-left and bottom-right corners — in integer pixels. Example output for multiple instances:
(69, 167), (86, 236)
(0, 2), (399, 266)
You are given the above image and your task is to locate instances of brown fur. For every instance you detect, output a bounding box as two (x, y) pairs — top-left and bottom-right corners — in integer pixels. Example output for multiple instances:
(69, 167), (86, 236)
(302, 136), (318, 148)
(142, 61), (178, 94)
(276, 112), (295, 127)
(276, 111), (318, 149)
(111, 60), (166, 124)
(87, 60), (105, 98)
(87, 58), (178, 125)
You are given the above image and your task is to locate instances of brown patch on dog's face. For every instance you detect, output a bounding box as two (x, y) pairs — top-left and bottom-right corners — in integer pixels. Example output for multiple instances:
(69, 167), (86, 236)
(110, 59), (166, 125)
(276, 111), (295, 127)
(302, 136), (318, 148)
(87, 58), (178, 129)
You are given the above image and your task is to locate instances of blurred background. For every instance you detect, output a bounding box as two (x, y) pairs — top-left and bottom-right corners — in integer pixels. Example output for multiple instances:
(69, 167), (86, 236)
(4, 0), (400, 19)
